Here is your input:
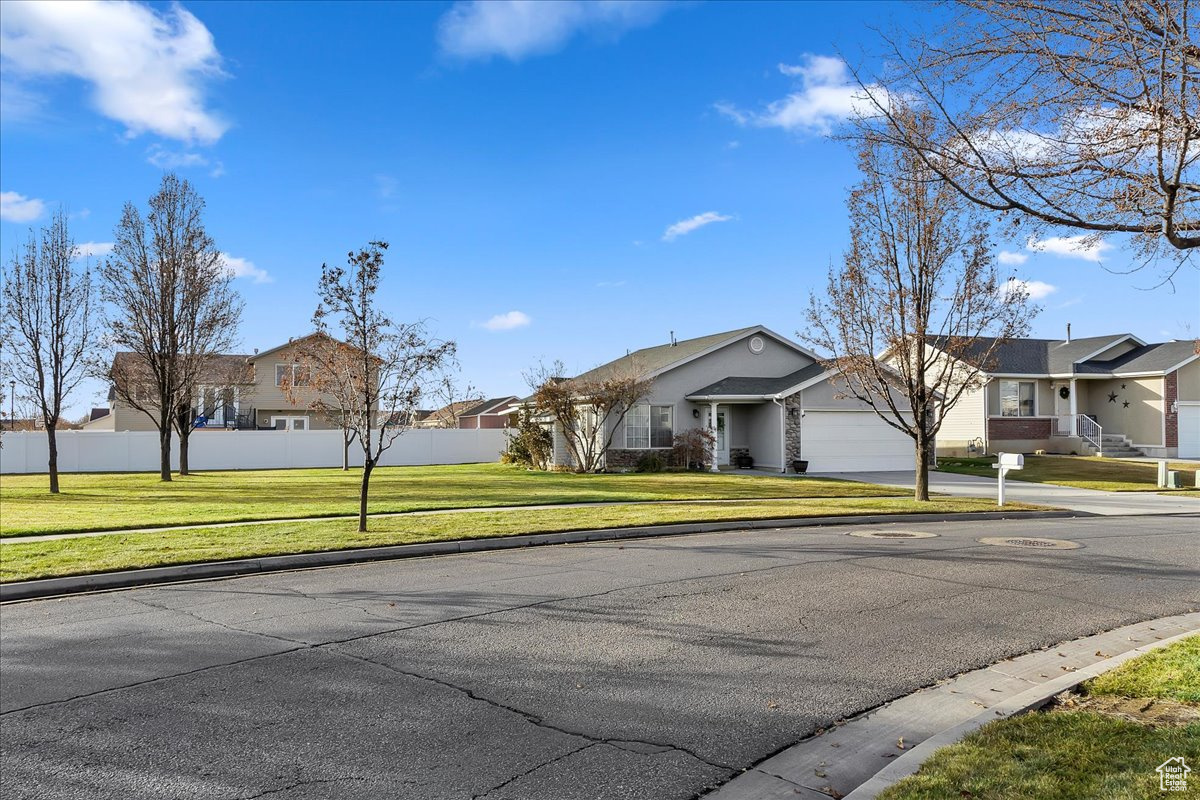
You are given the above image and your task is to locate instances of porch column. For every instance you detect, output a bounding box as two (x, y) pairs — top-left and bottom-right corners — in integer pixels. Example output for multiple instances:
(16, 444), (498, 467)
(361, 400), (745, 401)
(709, 401), (719, 472)
(1069, 378), (1078, 435)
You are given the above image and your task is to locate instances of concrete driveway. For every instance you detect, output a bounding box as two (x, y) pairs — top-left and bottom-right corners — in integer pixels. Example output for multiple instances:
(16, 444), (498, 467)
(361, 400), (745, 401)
(3, 515), (1199, 799)
(810, 469), (1200, 515)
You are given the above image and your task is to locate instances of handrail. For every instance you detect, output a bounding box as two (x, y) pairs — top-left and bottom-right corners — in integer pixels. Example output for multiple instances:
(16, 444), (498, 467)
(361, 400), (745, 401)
(1075, 414), (1103, 454)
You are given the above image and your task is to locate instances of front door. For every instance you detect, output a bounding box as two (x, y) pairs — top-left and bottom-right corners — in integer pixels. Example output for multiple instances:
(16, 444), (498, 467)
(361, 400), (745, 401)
(1052, 382), (1072, 435)
(716, 410), (729, 465)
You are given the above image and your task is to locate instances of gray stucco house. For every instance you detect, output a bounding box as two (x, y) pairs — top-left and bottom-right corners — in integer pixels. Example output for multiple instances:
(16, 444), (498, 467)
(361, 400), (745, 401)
(543, 325), (916, 473)
(932, 331), (1200, 458)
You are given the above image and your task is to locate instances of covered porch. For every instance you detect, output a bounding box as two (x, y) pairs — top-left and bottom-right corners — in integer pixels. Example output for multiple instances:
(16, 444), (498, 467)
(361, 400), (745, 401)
(683, 394), (787, 473)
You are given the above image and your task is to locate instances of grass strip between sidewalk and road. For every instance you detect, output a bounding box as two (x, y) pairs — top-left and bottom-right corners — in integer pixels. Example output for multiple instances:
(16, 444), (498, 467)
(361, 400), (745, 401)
(879, 635), (1200, 800)
(0, 463), (908, 537)
(936, 455), (1200, 493)
(0, 496), (1039, 583)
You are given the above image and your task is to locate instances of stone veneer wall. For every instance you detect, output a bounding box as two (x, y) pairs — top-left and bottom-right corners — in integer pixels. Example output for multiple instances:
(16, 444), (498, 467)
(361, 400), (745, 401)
(785, 397), (802, 467)
(604, 448), (676, 470)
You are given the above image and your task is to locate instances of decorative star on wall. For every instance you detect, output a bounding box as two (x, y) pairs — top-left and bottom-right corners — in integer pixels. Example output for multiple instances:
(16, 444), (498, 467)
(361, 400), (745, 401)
(1122, 400), (1130, 408)
(1121, 383), (1127, 390)
(1108, 391), (1119, 403)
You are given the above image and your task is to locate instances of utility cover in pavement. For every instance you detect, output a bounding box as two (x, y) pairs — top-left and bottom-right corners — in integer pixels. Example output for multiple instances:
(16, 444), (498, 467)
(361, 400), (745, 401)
(978, 536), (1081, 550)
(849, 530), (939, 540)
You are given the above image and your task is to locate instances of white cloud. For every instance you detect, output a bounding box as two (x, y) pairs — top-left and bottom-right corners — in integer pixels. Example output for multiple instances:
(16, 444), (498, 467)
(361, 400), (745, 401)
(662, 211), (733, 242)
(0, 0), (228, 143)
(480, 310), (531, 331)
(219, 253), (272, 284)
(716, 55), (884, 135)
(997, 250), (1028, 265)
(0, 190), (46, 222)
(437, 0), (668, 62)
(1001, 278), (1057, 301)
(1027, 235), (1112, 263)
(145, 144), (223, 176)
(73, 241), (113, 260)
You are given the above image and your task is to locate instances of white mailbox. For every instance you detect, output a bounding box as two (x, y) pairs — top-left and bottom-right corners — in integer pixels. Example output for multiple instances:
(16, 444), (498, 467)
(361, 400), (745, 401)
(999, 453), (1024, 469)
(992, 452), (1024, 506)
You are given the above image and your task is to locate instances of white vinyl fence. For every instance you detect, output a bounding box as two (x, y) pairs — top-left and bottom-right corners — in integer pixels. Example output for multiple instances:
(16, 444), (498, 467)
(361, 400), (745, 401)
(0, 429), (508, 474)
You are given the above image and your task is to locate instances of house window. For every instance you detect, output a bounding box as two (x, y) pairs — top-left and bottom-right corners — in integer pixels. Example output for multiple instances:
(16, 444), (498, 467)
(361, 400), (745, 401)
(999, 380), (1036, 417)
(275, 363), (308, 387)
(625, 404), (673, 449)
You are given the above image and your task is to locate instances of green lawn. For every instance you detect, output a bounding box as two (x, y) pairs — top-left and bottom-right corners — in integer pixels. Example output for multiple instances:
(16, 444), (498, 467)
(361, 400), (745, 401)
(0, 496), (1036, 582)
(0, 463), (907, 537)
(1086, 636), (1200, 704)
(937, 455), (1200, 493)
(880, 636), (1200, 800)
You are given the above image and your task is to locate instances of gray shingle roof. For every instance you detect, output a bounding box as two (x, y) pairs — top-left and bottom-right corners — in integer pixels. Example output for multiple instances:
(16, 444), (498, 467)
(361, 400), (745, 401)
(570, 326), (762, 383)
(1077, 340), (1199, 374)
(688, 363), (827, 398)
(931, 334), (1197, 375)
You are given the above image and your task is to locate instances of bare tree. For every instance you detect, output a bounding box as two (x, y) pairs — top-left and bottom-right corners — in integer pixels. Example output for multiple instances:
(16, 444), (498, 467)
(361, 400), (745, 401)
(525, 359), (652, 473)
(0, 209), (95, 492)
(312, 241), (456, 531)
(174, 355), (254, 475)
(854, 0), (1198, 274)
(280, 333), (362, 471)
(100, 174), (243, 481)
(804, 112), (1037, 501)
(429, 373), (484, 428)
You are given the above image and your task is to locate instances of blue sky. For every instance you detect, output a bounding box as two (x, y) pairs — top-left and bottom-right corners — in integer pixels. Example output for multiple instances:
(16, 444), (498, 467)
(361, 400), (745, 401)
(2, 0), (1197, 417)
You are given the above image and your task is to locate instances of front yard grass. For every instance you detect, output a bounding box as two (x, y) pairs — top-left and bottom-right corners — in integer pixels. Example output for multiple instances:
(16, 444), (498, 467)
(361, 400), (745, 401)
(0, 496), (1039, 582)
(0, 463), (908, 537)
(880, 635), (1200, 800)
(937, 455), (1200, 493)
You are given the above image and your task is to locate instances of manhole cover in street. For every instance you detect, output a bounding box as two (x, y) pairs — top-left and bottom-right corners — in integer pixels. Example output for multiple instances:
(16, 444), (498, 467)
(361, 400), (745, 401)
(849, 530), (938, 540)
(978, 536), (1080, 550)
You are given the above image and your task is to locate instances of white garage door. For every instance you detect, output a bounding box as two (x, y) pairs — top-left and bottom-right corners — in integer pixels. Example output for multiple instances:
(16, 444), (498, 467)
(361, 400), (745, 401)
(1179, 404), (1200, 459)
(801, 411), (916, 472)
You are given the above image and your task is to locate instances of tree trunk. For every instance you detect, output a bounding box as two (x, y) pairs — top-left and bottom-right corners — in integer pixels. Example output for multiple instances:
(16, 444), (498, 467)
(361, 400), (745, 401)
(159, 425), (173, 482)
(179, 429), (190, 476)
(358, 459), (375, 532)
(914, 433), (930, 502)
(46, 423), (60, 494)
(343, 430), (351, 471)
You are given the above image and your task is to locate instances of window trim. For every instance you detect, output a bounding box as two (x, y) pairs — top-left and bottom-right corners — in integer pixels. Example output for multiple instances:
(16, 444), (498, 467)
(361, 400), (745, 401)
(624, 403), (673, 449)
(998, 379), (1037, 418)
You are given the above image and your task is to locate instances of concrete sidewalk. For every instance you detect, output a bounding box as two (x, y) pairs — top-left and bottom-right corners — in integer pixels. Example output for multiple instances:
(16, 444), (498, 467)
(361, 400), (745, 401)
(809, 469), (1200, 516)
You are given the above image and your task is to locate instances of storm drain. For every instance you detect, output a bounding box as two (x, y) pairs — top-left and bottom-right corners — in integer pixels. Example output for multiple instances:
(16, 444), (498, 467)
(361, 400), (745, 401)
(849, 530), (939, 540)
(978, 536), (1080, 550)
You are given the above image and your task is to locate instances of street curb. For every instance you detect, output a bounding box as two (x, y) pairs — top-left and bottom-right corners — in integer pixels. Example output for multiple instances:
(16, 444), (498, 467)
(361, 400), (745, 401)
(0, 509), (1080, 602)
(844, 626), (1200, 800)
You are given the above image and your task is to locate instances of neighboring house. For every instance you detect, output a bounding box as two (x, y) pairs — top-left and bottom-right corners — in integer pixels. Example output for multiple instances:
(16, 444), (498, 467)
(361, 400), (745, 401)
(533, 325), (917, 473)
(414, 400), (481, 429)
(457, 397), (518, 429)
(80, 408), (114, 431)
(930, 332), (1200, 458)
(99, 334), (373, 432)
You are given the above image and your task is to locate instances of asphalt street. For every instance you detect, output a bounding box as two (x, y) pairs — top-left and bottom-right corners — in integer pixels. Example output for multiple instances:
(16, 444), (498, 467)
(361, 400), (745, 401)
(2, 514), (1198, 800)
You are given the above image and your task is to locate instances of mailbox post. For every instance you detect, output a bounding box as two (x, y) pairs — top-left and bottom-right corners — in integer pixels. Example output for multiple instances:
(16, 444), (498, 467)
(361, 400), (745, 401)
(992, 452), (1024, 506)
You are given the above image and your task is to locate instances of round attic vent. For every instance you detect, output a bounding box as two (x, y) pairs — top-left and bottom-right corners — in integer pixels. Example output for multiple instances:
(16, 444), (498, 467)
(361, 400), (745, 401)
(748, 336), (765, 354)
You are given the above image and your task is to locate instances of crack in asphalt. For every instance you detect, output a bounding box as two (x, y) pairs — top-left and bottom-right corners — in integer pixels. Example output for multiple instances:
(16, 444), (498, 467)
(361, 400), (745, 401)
(332, 647), (736, 774)
(231, 775), (367, 800)
(469, 742), (597, 800)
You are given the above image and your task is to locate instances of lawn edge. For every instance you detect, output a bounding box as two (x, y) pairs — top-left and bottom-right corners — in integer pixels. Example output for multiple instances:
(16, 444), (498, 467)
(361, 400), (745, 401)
(0, 509), (1079, 602)
(845, 627), (1200, 800)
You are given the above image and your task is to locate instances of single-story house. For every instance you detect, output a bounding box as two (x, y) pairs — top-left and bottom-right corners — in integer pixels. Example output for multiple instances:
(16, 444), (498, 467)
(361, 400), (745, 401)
(457, 397), (518, 429)
(538, 325), (918, 473)
(931, 331), (1200, 458)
